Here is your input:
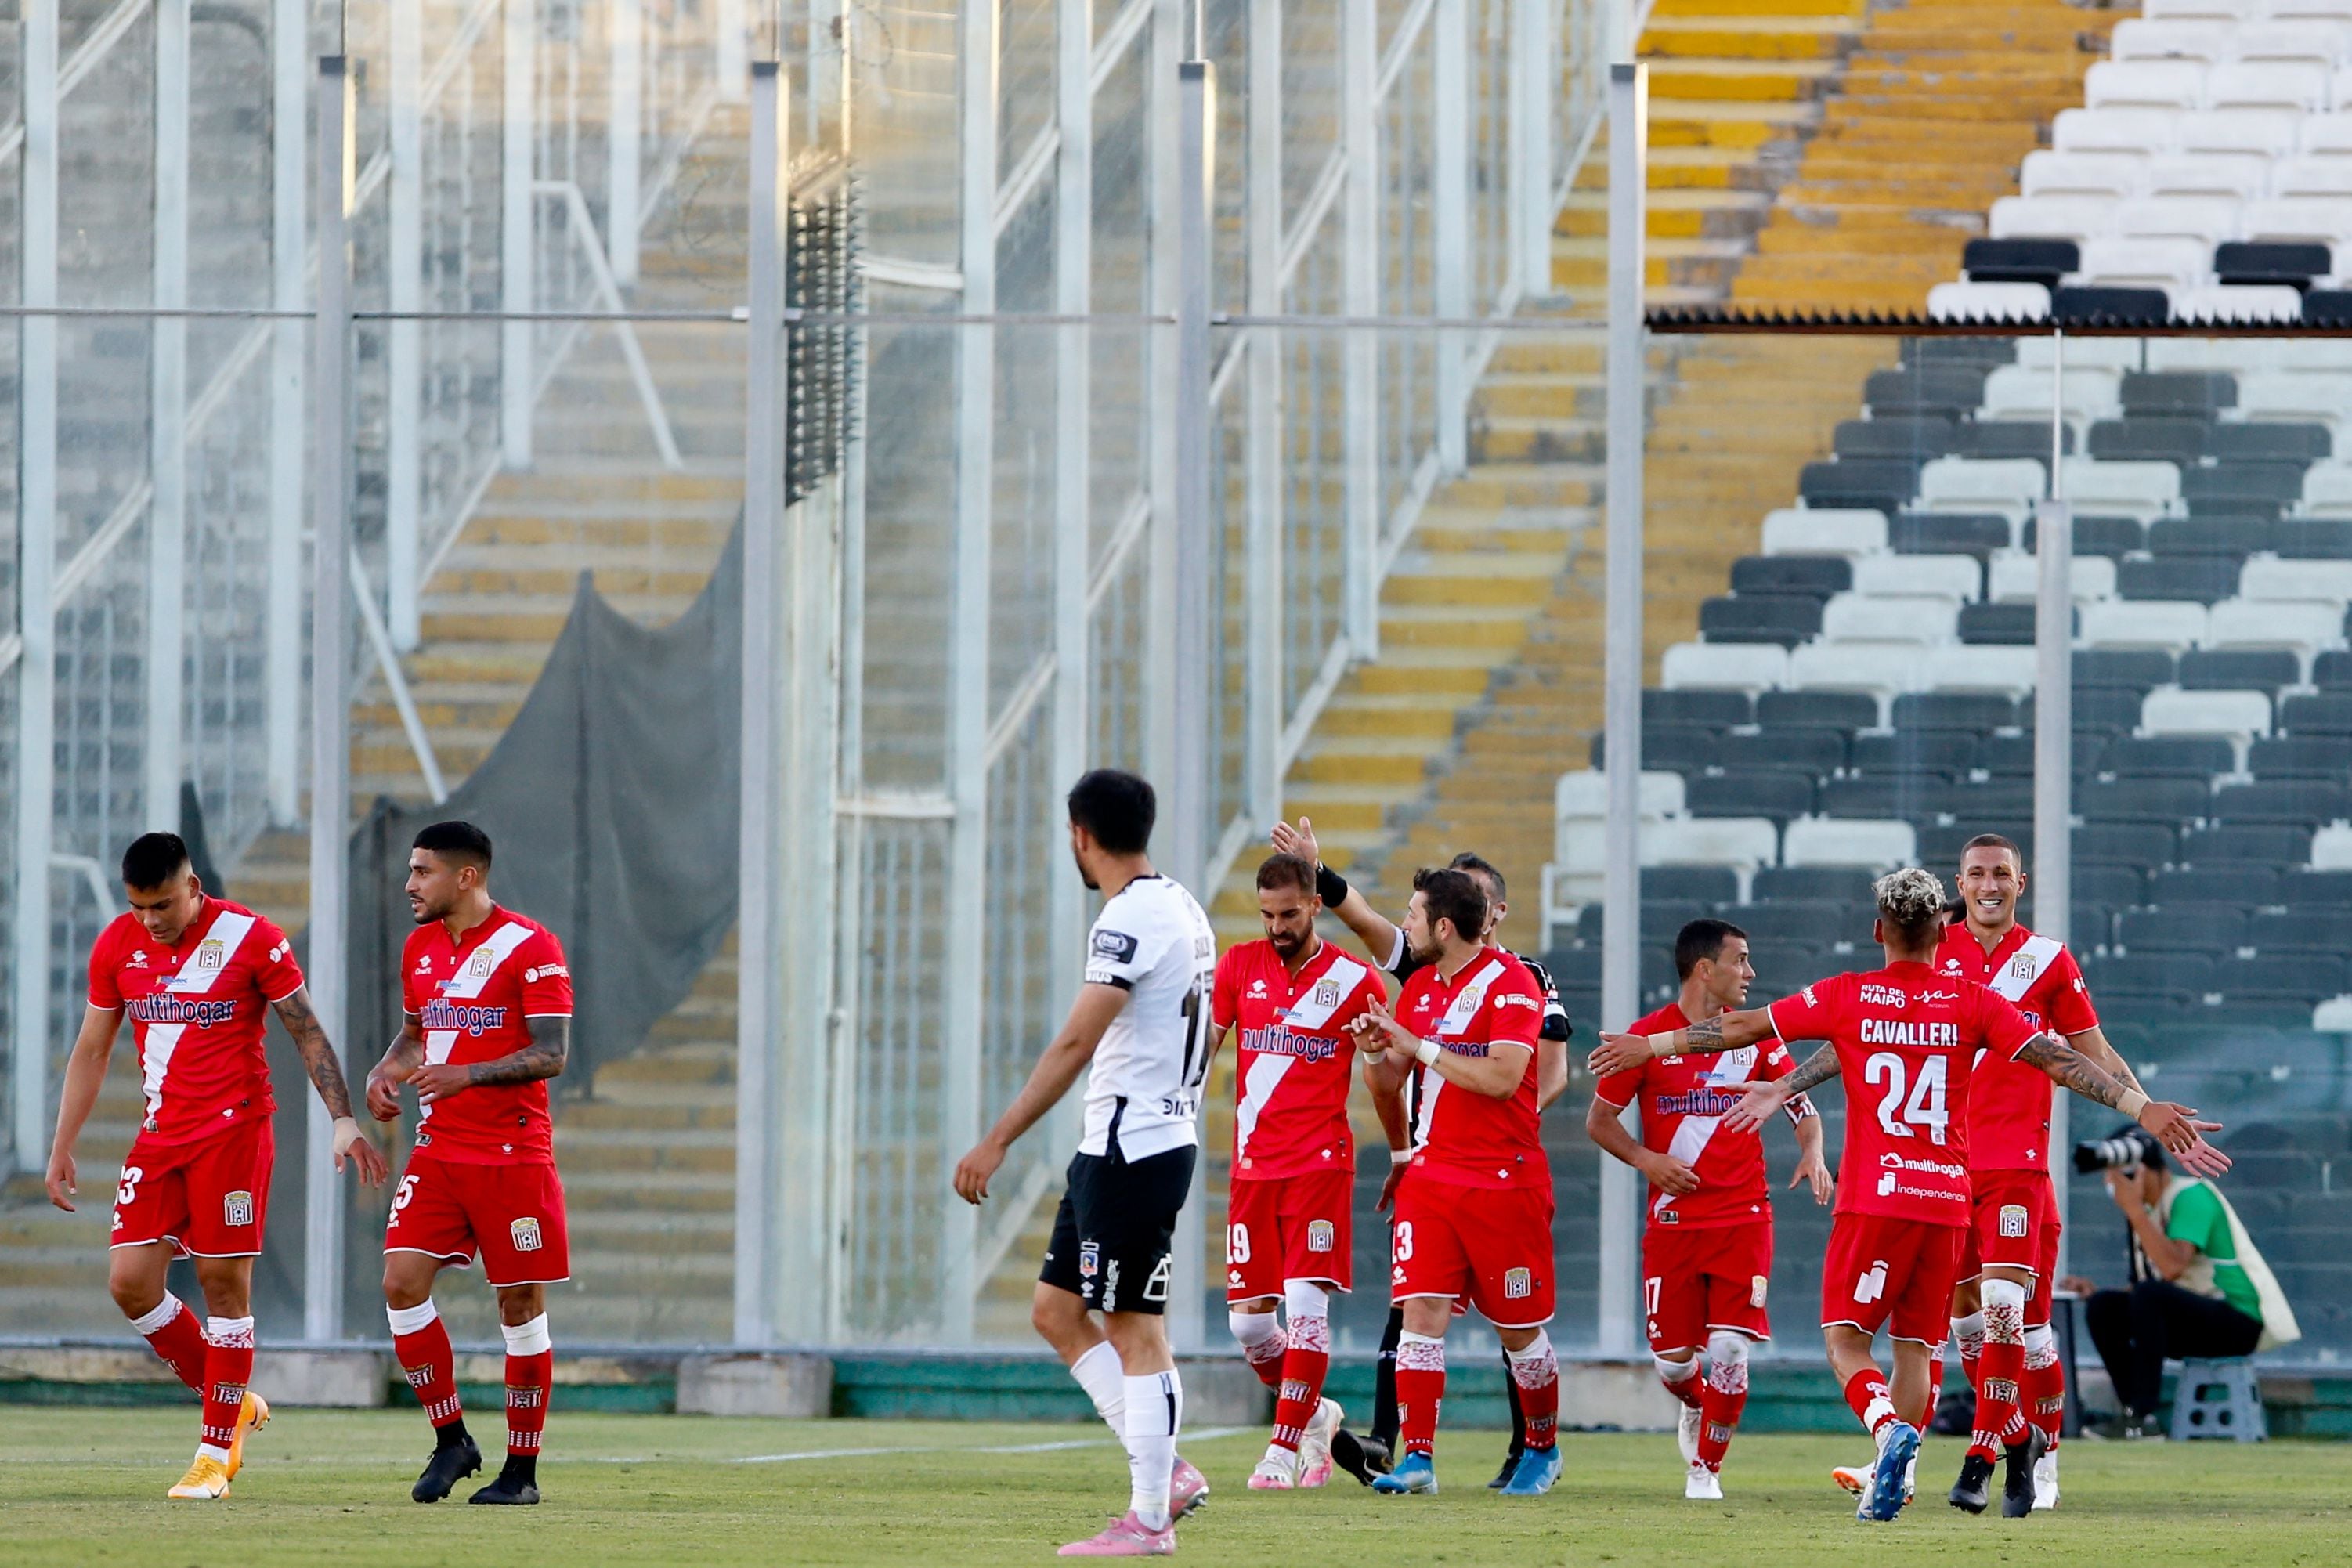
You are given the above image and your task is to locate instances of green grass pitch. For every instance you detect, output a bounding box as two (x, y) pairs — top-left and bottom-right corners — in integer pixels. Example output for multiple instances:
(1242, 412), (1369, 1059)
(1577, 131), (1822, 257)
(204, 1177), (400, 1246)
(5, 1410), (2348, 1566)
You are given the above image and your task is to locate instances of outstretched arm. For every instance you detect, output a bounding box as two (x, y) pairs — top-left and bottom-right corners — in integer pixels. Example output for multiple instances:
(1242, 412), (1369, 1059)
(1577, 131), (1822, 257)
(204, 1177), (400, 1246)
(953, 983), (1129, 1202)
(2015, 1033), (2229, 1174)
(1787, 1101), (1833, 1204)
(271, 986), (390, 1184)
(2067, 1024), (2145, 1097)
(1271, 817), (1405, 970)
(1588, 1007), (1778, 1076)
(1722, 1043), (1841, 1135)
(1350, 1002), (1531, 1100)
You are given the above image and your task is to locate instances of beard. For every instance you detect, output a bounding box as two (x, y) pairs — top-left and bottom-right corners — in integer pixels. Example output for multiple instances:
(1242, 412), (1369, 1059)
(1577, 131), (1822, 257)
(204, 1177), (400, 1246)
(1071, 844), (1098, 891)
(1407, 930), (1441, 966)
(409, 895), (449, 926)
(1269, 927), (1304, 959)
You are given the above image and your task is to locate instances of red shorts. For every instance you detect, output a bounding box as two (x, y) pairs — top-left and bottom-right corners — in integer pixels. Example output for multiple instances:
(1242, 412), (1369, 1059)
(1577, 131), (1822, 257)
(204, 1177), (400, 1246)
(110, 1119), (274, 1258)
(1390, 1173), (1555, 1328)
(1821, 1212), (1967, 1346)
(1225, 1168), (1354, 1300)
(1960, 1169), (2061, 1325)
(1642, 1221), (1773, 1353)
(385, 1153), (571, 1287)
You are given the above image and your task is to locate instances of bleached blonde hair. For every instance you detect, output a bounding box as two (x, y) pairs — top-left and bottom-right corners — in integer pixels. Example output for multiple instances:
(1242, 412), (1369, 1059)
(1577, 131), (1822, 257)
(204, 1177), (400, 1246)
(1873, 866), (1949, 941)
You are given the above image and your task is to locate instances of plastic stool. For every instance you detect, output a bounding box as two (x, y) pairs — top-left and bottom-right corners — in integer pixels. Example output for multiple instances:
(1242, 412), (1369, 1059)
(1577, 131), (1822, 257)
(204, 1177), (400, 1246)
(2170, 1357), (2267, 1442)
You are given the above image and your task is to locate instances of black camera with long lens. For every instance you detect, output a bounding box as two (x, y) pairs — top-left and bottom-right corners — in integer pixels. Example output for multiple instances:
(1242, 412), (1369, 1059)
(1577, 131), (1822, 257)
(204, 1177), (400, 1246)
(2073, 1125), (2162, 1175)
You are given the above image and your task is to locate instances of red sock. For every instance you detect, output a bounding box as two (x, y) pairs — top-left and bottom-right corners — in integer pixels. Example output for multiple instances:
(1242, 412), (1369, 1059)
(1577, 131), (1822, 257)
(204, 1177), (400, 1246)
(1395, 1332), (1445, 1457)
(1507, 1332), (1559, 1450)
(131, 1295), (208, 1394)
(200, 1316), (255, 1454)
(502, 1313), (555, 1459)
(1843, 1365), (1899, 1436)
(1970, 1294), (2030, 1460)
(1660, 1364), (1703, 1411)
(1926, 1345), (1946, 1429)
(392, 1306), (465, 1429)
(1698, 1357), (1748, 1472)
(1242, 1325), (1288, 1391)
(1270, 1316), (1330, 1452)
(2025, 1329), (2065, 1447)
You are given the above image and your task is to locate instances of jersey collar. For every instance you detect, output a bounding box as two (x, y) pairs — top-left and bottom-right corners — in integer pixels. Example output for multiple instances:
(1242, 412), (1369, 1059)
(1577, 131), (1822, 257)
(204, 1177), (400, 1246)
(436, 903), (511, 956)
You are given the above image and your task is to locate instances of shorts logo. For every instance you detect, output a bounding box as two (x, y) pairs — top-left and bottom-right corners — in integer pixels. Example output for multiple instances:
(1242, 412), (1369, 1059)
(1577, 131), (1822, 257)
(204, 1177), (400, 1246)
(1503, 1267), (1533, 1300)
(1998, 1203), (2029, 1239)
(1750, 1274), (1769, 1309)
(1078, 1241), (1100, 1279)
(222, 1190), (255, 1228)
(1306, 1219), (1335, 1254)
(1144, 1255), (1172, 1303)
(510, 1216), (544, 1252)
(1855, 1260), (1888, 1306)
(196, 939), (226, 972)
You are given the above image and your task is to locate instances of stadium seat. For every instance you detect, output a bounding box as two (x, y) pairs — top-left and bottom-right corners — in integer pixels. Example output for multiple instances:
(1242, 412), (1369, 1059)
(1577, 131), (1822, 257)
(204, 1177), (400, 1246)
(2213, 953), (2349, 1001)
(2080, 775), (2216, 822)
(1732, 555), (1852, 599)
(2298, 463), (2352, 514)
(1753, 865), (1878, 904)
(2302, 108), (2352, 152)
(1978, 730), (2106, 776)
(2213, 240), (2335, 286)
(2091, 416), (2210, 464)
(2083, 598), (2209, 649)
(2242, 193), (2352, 240)
(1787, 642), (1924, 721)
(1918, 645), (2038, 697)
(2148, 516), (2268, 558)
(2281, 866), (2352, 905)
(1815, 777), (1910, 819)
(2061, 457), (2184, 518)
(2305, 287), (2352, 321)
(2235, 19), (2352, 63)
(1917, 457), (2046, 513)
(2123, 370), (2238, 415)
(2180, 649), (2301, 690)
(2213, 779), (2352, 824)
(1700, 594), (1825, 647)
(1717, 730), (1848, 777)
(1821, 593), (1961, 644)
(2105, 733), (2240, 779)
(2141, 687), (2274, 756)
(2250, 906), (2352, 956)
(2078, 822), (2180, 866)
(2206, 598), (2348, 671)
(1647, 688), (1753, 728)
(1955, 421), (2073, 461)
(2118, 197), (2245, 248)
(2017, 337), (2147, 373)
(2212, 422), (2333, 462)
(2028, 512), (2146, 559)
(2078, 647), (2181, 690)
(2177, 283), (2308, 320)
(2087, 951), (2217, 1002)
(2118, 558), (2244, 604)
(2317, 995), (2352, 1029)
(2318, 649), (2352, 685)
(1646, 865), (1742, 906)
(2183, 822), (2314, 865)
(1754, 690), (1878, 733)
(2148, 864), (2277, 905)
(1761, 508), (1888, 558)
(1834, 416), (1960, 463)
(1980, 363), (2123, 426)
(2111, 18), (2236, 62)
(1800, 459), (1917, 516)
(1645, 816), (1781, 885)
(2054, 106), (2184, 155)
(2314, 822), (2352, 869)
(1602, 726), (1721, 775)
(1985, 550), (2118, 603)
(1866, 366), (1992, 418)
(2238, 558), (2352, 614)
(1852, 552), (1982, 601)
(1736, 900), (1867, 952)
(1927, 280), (2051, 323)
(2267, 524), (2352, 562)
(2076, 864), (2150, 910)
(2086, 60), (2209, 111)
(1850, 730), (1980, 776)
(2209, 60), (2330, 111)
(2182, 462), (2312, 518)
(2249, 733), (2349, 775)
(1782, 816), (1917, 869)
(2279, 690), (2352, 730)
(2074, 687), (2162, 732)
(1963, 237), (2083, 287)
(1555, 768), (1687, 824)
(1959, 602), (2039, 643)
(2121, 904), (2248, 954)
(1893, 512), (2014, 558)
(1916, 821), (2036, 869)
(1662, 641), (1790, 694)
(1926, 777), (2034, 821)
(2184, 107), (2304, 161)
(1989, 195), (2119, 244)
(2022, 150), (2148, 201)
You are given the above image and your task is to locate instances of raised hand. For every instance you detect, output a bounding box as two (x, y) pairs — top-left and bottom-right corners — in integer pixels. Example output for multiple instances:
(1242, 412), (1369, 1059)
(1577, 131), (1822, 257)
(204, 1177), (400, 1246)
(1270, 817), (1322, 867)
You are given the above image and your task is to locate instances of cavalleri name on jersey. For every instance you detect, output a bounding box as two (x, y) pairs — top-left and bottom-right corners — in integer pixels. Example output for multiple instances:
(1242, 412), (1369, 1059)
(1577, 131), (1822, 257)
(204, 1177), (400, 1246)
(420, 999), (511, 1035)
(125, 995), (238, 1028)
(1857, 1017), (1961, 1047)
(1238, 1023), (1343, 1062)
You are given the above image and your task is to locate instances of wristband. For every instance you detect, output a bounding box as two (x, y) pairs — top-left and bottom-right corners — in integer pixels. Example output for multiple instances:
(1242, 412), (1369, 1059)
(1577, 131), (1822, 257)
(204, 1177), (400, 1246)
(1388, 1146), (1408, 1167)
(1413, 1037), (1441, 1069)
(2117, 1088), (2151, 1120)
(331, 1115), (364, 1155)
(1316, 864), (1349, 909)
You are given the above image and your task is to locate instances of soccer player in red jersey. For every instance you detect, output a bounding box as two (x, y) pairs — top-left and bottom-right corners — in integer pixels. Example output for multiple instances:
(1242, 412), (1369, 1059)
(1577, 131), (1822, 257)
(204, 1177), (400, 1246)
(1591, 868), (2221, 1523)
(45, 831), (388, 1499)
(1209, 852), (1396, 1490)
(1588, 918), (1831, 1500)
(1347, 867), (1563, 1498)
(366, 822), (574, 1507)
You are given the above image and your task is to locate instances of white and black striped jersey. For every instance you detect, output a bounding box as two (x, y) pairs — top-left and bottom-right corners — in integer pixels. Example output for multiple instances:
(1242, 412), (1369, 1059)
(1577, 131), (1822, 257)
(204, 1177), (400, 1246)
(1078, 874), (1219, 1162)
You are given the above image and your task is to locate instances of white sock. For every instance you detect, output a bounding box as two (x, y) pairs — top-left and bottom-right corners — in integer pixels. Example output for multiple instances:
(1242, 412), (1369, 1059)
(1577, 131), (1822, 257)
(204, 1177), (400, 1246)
(1070, 1340), (1127, 1440)
(128, 1296), (184, 1335)
(500, 1313), (553, 1356)
(1124, 1370), (1182, 1530)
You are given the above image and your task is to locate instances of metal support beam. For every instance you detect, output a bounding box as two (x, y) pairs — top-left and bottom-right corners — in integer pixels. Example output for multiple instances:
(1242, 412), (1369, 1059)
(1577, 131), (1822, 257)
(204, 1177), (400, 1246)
(1050, 0), (1093, 1149)
(1433, 0), (1469, 471)
(11, 0), (60, 1168)
(501, 0), (537, 468)
(717, 0), (746, 101)
(1596, 60), (1647, 1362)
(1341, 0), (1379, 659)
(939, 0), (1000, 1346)
(609, 0), (643, 286)
(265, 0), (305, 823)
(304, 54), (355, 1346)
(2035, 440), (2075, 1277)
(1510, 0), (1555, 294)
(735, 60), (788, 1347)
(1242, 0), (1282, 839)
(387, 0), (423, 649)
(145, 0), (190, 829)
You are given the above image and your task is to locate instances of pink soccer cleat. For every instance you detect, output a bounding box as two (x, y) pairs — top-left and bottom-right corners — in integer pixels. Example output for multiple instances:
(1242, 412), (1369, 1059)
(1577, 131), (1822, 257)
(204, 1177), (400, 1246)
(1169, 1455), (1209, 1517)
(1057, 1512), (1176, 1557)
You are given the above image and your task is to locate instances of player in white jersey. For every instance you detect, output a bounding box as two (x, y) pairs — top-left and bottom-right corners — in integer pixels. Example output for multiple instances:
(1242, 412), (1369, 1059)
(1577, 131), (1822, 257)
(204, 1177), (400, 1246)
(955, 769), (1216, 1558)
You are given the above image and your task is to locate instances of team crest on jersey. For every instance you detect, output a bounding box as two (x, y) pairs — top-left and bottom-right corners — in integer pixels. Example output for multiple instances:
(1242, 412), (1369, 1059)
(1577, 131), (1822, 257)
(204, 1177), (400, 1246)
(1313, 980), (1340, 1009)
(1078, 1241), (1100, 1279)
(468, 952), (495, 980)
(2010, 955), (2036, 980)
(1750, 1275), (1769, 1309)
(1307, 1219), (1335, 1254)
(196, 939), (226, 972)
(510, 1216), (544, 1252)
(222, 1190), (255, 1228)
(1999, 1203), (2029, 1239)
(1503, 1267), (1533, 1300)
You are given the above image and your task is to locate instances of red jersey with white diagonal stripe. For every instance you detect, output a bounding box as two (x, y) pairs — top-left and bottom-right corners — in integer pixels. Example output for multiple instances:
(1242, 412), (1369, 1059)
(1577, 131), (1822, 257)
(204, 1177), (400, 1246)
(1935, 921), (2099, 1172)
(1396, 945), (1548, 1191)
(87, 898), (301, 1146)
(400, 905), (573, 1165)
(1211, 937), (1386, 1180)
(1595, 1002), (1805, 1231)
(1766, 963), (2041, 1226)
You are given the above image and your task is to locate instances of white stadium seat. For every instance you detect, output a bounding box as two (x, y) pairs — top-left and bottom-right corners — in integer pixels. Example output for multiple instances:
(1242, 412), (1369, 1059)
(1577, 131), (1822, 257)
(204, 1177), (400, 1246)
(2176, 283), (2308, 321)
(1554, 768), (1684, 824)
(2275, 0), (2352, 22)
(1822, 593), (1961, 645)
(2301, 461), (2352, 511)
(2241, 371), (2352, 424)
(1852, 552), (1982, 602)
(2055, 107), (2182, 155)
(2061, 457), (2184, 518)
(2083, 598), (2209, 650)
(2205, 598), (2348, 670)
(2242, 554), (2352, 606)
(2016, 337), (2144, 371)
(2141, 685), (2273, 744)
(2086, 59), (2209, 110)
(2238, 194), (2352, 240)
(1989, 194), (2118, 244)
(2021, 149), (2148, 199)
(2144, 152), (2271, 199)
(1928, 280), (2050, 323)
(2112, 18), (2236, 60)
(2116, 194), (2245, 245)
(1979, 363), (2124, 428)
(1789, 641), (1924, 723)
(1662, 641), (1790, 693)
(1986, 549), (2119, 603)
(2313, 995), (2352, 1031)
(2208, 60), (2329, 110)
(2152, 337), (2344, 371)
(2079, 234), (2214, 290)
(2232, 20), (2352, 63)
(2274, 155), (2352, 194)
(1917, 456), (2046, 511)
(2145, 0), (2258, 18)
(1645, 817), (1780, 876)
(1782, 817), (1917, 872)
(1921, 644), (2038, 697)
(2312, 822), (2352, 871)
(2332, 62), (2352, 106)
(2300, 112), (2352, 154)
(1761, 507), (1888, 557)
(2182, 108), (2302, 160)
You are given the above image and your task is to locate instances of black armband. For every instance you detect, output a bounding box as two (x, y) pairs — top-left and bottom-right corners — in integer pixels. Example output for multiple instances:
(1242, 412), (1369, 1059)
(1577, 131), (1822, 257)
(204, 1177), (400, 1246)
(1316, 865), (1350, 909)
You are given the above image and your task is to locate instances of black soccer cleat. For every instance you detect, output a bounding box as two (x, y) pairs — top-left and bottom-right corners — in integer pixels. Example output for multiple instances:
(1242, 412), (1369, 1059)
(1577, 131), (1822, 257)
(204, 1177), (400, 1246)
(2001, 1426), (2048, 1519)
(1330, 1427), (1391, 1487)
(469, 1455), (540, 1505)
(1487, 1447), (1525, 1490)
(411, 1433), (482, 1503)
(1948, 1451), (1995, 1515)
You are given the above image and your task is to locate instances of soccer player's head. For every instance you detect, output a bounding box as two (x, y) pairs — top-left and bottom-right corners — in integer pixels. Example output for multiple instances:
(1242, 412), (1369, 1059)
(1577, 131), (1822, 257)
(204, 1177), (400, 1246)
(407, 820), (494, 924)
(1406, 866), (1488, 964)
(1066, 768), (1154, 890)
(1447, 852), (1507, 940)
(1675, 918), (1753, 1010)
(1872, 865), (1949, 961)
(121, 832), (202, 942)
(1956, 833), (2025, 930)
(1255, 852), (1321, 959)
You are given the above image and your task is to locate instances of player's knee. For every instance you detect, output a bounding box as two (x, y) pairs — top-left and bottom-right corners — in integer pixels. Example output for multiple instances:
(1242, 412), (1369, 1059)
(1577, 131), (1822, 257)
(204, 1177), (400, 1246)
(497, 1285), (545, 1326)
(1281, 1279), (1329, 1323)
(1228, 1306), (1280, 1346)
(193, 1259), (251, 1319)
(1981, 1277), (2028, 1322)
(1705, 1330), (1749, 1370)
(1654, 1352), (1697, 1383)
(382, 1263), (433, 1311)
(107, 1267), (162, 1320)
(1031, 1286), (1085, 1345)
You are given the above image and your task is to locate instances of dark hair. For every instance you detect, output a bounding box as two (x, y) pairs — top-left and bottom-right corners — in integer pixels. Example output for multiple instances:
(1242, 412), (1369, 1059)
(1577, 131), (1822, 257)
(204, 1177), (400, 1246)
(1067, 769), (1155, 854)
(413, 819), (495, 871)
(1255, 852), (1317, 898)
(1411, 866), (1488, 945)
(1448, 851), (1505, 903)
(121, 832), (192, 891)
(1961, 833), (2022, 871)
(1674, 918), (1748, 981)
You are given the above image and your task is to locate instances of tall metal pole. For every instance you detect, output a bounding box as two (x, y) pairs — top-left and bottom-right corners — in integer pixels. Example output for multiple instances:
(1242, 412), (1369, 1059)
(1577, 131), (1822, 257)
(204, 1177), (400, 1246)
(735, 60), (787, 1349)
(304, 55), (355, 1346)
(1433, 0), (1469, 471)
(265, 0), (305, 823)
(11, 0), (61, 1167)
(1341, 0), (1379, 659)
(1596, 61), (1647, 1361)
(1511, 0), (1556, 294)
(1242, 0), (1283, 841)
(501, 0), (538, 468)
(146, 0), (191, 829)
(1165, 54), (1216, 1358)
(1050, 0), (1094, 1129)
(388, 0), (424, 649)
(609, 0), (644, 286)
(2034, 339), (2074, 1278)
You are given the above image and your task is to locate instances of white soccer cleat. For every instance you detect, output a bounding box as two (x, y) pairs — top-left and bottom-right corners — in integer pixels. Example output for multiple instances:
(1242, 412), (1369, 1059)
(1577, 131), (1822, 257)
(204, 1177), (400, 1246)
(1677, 1403), (1703, 1466)
(1248, 1448), (1299, 1490)
(1685, 1462), (1722, 1501)
(2032, 1449), (2058, 1510)
(1296, 1399), (1342, 1489)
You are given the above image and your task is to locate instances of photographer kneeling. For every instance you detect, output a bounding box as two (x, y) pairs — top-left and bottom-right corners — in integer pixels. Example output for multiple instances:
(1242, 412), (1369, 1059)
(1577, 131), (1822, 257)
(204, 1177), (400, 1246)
(2058, 1128), (2300, 1436)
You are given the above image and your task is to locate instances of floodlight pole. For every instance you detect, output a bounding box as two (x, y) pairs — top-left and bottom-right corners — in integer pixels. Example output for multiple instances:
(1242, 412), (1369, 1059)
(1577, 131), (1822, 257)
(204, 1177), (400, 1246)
(2035, 335), (2074, 1282)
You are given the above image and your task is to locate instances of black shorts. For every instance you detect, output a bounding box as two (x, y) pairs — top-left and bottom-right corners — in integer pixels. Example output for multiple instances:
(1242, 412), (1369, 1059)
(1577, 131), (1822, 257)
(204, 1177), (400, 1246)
(1039, 1142), (1196, 1315)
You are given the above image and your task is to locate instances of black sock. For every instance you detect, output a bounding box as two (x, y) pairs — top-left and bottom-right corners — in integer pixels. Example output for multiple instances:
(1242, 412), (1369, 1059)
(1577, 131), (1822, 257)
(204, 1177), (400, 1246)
(1372, 1306), (1404, 1449)
(1503, 1348), (1526, 1458)
(435, 1420), (473, 1451)
(499, 1453), (537, 1487)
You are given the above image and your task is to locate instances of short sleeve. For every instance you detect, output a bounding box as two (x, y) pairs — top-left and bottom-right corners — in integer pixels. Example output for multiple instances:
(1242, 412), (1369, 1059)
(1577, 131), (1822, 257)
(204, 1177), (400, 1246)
(399, 934), (428, 1017)
(1336, 970), (1386, 1034)
(2046, 947), (2100, 1036)
(1084, 914), (1155, 990)
(1483, 967), (1543, 1052)
(2164, 1183), (2227, 1255)
(1594, 1062), (1642, 1108)
(1211, 948), (1243, 1030)
(1976, 985), (2042, 1060)
(251, 918), (305, 1003)
(518, 929), (574, 1016)
(86, 929), (123, 1010)
(1766, 975), (1843, 1043)
(1755, 1039), (1797, 1082)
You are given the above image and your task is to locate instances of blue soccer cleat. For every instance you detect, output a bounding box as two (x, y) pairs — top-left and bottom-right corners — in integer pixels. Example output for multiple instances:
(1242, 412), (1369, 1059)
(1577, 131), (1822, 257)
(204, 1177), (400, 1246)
(1371, 1452), (1439, 1495)
(1498, 1445), (1561, 1497)
(1860, 1422), (1920, 1523)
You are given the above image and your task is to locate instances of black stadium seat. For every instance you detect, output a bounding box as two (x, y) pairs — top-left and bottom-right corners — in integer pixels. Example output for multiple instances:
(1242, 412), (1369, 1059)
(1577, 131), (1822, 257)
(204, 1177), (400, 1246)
(1893, 692), (2016, 733)
(1736, 901), (1863, 951)
(1753, 866), (1877, 905)
(2280, 692), (2352, 733)
(2216, 240), (2333, 288)
(2051, 285), (2169, 326)
(2120, 904), (2247, 955)
(2100, 735), (2237, 780)
(2086, 952), (2214, 1002)
(1962, 237), (2079, 288)
(2303, 288), (2352, 324)
(2181, 824), (2314, 867)
(2074, 864), (2146, 911)
(2247, 909), (2352, 956)
(2123, 370), (2237, 417)
(1700, 594), (1823, 647)
(1850, 731), (1978, 778)
(1648, 689), (1751, 728)
(2183, 463), (2307, 519)
(1865, 365), (1989, 418)
(2178, 649), (2299, 692)
(1591, 728), (1717, 772)
(2148, 517), (2269, 560)
(2213, 954), (2348, 1003)
(2079, 776), (2212, 823)
(2028, 513), (2146, 558)
(2076, 649), (2177, 692)
(2212, 781), (2352, 826)
(2315, 651), (2352, 689)
(1799, 458), (1916, 515)
(1834, 417), (1960, 462)
(2117, 557), (2242, 604)
(2275, 521), (2352, 560)
(1956, 421), (2073, 461)
(1893, 511), (2012, 558)
(1716, 729), (1847, 777)
(1916, 821), (2032, 868)
(1644, 866), (1740, 906)
(1731, 555), (1850, 598)
(2090, 417), (2209, 464)
(1754, 691), (1877, 734)
(2144, 865), (2277, 908)
(2079, 822), (2178, 866)
(1686, 771), (1815, 824)
(1958, 602), (2040, 644)
(2249, 735), (2348, 779)
(1926, 778), (2033, 820)
(2282, 869), (2352, 910)
(2209, 422), (2331, 462)
(2067, 688), (2149, 735)
(1978, 730), (2105, 778)
(1815, 777), (1909, 818)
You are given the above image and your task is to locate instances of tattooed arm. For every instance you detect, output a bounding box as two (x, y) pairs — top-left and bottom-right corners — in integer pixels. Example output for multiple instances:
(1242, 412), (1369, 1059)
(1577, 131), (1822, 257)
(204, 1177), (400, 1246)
(367, 1015), (426, 1120)
(1587, 1006), (1777, 1075)
(1719, 1042), (1840, 1136)
(272, 986), (390, 1183)
(2016, 1032), (2231, 1174)
(462, 1014), (573, 1089)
